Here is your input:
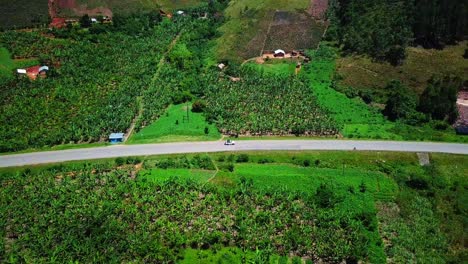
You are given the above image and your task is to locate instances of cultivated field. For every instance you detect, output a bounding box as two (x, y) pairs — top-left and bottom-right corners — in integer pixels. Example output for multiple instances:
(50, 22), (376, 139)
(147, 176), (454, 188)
(216, 0), (324, 61)
(263, 11), (326, 51)
(0, 14), (187, 152)
(1, 151), (465, 263)
(203, 70), (338, 136)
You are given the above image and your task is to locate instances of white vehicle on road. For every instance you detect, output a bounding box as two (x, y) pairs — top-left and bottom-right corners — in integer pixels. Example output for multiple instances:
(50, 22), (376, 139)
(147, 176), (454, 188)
(224, 139), (235, 145)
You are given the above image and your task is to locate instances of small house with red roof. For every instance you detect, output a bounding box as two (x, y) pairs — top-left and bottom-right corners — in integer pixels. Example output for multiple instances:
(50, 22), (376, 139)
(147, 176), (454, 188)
(17, 65), (49, 80)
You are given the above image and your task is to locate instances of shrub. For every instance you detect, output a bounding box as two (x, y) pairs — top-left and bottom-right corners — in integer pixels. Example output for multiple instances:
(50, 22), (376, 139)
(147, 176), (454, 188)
(258, 158), (274, 164)
(359, 181), (367, 193)
(115, 157), (125, 166)
(236, 154), (249, 163)
(303, 159), (311, 167)
(406, 177), (429, 190)
(192, 100), (206, 113)
(315, 183), (340, 208)
(221, 163), (234, 172)
(431, 120), (449, 130)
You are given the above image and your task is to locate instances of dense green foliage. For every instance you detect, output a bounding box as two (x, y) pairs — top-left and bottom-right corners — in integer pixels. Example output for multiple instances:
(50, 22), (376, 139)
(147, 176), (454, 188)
(1, 151), (466, 263)
(0, 10), (221, 152)
(418, 76), (461, 123)
(0, 0), (49, 30)
(383, 81), (420, 122)
(203, 68), (338, 136)
(327, 0), (468, 63)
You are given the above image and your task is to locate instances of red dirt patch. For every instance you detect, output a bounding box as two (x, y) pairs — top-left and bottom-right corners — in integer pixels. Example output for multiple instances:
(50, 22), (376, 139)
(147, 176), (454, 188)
(50, 17), (67, 28)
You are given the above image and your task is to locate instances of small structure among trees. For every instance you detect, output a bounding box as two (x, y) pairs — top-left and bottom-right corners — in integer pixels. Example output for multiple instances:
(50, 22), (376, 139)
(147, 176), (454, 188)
(109, 133), (124, 143)
(274, 49), (286, 57)
(17, 65), (49, 80)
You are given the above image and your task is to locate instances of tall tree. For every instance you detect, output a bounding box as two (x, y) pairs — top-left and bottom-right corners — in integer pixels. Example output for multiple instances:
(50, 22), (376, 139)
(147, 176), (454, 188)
(383, 80), (419, 121)
(418, 76), (461, 123)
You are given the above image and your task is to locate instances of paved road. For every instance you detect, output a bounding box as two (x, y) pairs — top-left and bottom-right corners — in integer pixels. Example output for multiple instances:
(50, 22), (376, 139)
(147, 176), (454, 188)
(1, 140), (467, 168)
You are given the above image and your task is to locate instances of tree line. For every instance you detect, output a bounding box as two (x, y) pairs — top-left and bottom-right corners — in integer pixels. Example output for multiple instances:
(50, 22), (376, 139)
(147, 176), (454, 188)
(327, 0), (467, 64)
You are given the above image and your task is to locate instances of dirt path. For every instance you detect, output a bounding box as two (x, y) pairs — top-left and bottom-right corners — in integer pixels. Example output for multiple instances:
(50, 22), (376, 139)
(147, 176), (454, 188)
(48, 0), (57, 19)
(124, 96), (143, 142)
(258, 12), (275, 57)
(125, 33), (183, 142)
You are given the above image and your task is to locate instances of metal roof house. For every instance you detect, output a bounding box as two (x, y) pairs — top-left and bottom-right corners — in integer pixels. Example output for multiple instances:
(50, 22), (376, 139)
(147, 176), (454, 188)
(109, 133), (125, 143)
(274, 49), (286, 57)
(17, 65), (49, 80)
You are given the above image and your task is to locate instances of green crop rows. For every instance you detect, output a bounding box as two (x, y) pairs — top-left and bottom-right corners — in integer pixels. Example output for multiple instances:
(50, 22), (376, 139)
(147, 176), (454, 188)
(204, 69), (338, 136)
(1, 151), (465, 262)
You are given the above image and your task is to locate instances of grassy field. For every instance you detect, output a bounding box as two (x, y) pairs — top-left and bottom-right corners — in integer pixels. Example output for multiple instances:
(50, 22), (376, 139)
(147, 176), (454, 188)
(336, 41), (468, 101)
(129, 103), (221, 144)
(233, 163), (397, 199)
(139, 168), (215, 183)
(0, 0), (49, 29)
(0, 47), (39, 84)
(244, 60), (297, 76)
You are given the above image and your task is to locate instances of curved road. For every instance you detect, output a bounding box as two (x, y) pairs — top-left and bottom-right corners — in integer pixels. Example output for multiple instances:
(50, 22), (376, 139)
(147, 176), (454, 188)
(0, 140), (467, 168)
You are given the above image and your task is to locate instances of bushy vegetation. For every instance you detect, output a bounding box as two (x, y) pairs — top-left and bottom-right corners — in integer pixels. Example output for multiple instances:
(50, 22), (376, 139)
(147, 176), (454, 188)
(0, 0), (49, 29)
(1, 151), (465, 263)
(327, 0), (468, 64)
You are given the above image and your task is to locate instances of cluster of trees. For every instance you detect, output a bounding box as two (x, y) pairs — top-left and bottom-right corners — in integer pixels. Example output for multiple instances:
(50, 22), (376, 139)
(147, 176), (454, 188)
(327, 0), (467, 64)
(383, 76), (462, 125)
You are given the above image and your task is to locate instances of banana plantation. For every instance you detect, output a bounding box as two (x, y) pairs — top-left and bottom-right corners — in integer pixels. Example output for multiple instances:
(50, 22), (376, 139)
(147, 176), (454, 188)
(203, 69), (338, 136)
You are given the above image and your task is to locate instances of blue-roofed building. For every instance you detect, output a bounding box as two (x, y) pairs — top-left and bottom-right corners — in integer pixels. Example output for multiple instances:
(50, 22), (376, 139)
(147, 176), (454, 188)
(109, 133), (125, 143)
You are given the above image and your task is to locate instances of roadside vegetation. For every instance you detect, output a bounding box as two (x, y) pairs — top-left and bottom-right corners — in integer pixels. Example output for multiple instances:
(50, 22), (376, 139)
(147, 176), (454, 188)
(1, 151), (466, 263)
(129, 103), (220, 144)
